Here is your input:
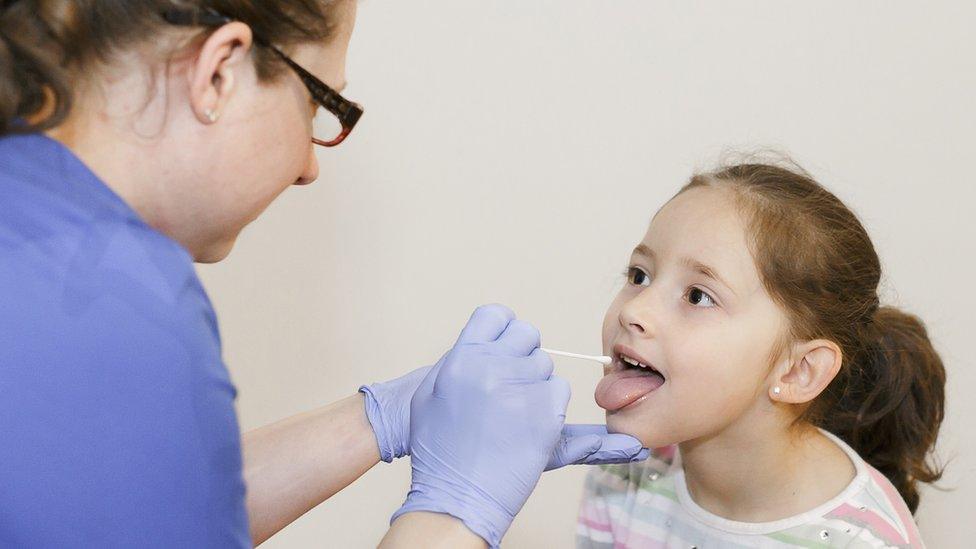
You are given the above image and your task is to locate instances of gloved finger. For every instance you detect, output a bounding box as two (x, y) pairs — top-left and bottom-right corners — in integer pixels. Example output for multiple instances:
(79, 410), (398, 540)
(493, 319), (541, 356)
(576, 432), (650, 465)
(559, 424), (613, 438)
(455, 304), (515, 345)
(497, 347), (555, 382)
(521, 372), (570, 427)
(544, 433), (602, 471)
(548, 374), (572, 419)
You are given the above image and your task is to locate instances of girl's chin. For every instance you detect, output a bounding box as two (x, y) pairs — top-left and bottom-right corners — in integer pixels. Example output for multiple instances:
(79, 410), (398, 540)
(606, 414), (656, 448)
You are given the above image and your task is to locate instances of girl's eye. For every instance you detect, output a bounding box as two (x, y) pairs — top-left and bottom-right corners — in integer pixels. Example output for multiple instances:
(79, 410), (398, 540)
(625, 267), (651, 287)
(686, 287), (716, 308)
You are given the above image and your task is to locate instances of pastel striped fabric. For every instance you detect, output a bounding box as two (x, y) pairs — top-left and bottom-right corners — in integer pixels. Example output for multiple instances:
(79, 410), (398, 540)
(577, 429), (925, 548)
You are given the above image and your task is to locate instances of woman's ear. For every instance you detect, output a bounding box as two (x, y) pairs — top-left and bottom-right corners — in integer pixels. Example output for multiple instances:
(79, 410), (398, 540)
(769, 340), (842, 404)
(186, 22), (254, 125)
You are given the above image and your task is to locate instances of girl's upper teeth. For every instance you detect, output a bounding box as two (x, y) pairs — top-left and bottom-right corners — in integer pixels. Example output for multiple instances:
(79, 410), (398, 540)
(622, 355), (648, 368)
(620, 353), (663, 379)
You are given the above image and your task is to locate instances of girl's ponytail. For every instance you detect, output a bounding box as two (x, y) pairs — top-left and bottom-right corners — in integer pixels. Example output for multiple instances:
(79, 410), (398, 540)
(827, 306), (946, 513)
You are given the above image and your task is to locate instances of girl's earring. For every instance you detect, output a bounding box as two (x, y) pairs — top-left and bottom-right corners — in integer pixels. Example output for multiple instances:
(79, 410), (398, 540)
(205, 109), (219, 123)
(772, 386), (782, 395)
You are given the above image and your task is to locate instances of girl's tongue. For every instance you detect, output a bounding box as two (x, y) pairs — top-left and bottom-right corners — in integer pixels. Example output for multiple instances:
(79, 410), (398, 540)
(595, 365), (665, 411)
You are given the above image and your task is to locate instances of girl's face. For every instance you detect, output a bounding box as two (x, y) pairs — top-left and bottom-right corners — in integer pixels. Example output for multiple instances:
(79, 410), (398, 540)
(599, 185), (790, 448)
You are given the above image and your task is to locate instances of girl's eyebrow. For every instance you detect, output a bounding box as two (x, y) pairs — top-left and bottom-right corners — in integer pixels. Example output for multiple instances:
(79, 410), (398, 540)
(631, 243), (738, 297)
(632, 243), (653, 259)
(681, 257), (738, 297)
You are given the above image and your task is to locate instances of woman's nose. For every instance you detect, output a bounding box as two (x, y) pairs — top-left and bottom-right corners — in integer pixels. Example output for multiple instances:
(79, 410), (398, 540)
(619, 291), (655, 336)
(294, 146), (319, 186)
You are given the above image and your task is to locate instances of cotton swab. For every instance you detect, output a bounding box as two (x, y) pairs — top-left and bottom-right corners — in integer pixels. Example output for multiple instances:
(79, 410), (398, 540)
(541, 348), (613, 365)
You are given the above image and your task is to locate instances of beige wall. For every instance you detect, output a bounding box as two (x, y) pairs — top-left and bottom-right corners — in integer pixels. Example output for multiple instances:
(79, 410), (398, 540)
(197, 1), (975, 546)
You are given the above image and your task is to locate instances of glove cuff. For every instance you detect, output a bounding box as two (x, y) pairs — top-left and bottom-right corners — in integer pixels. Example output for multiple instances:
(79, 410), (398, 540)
(358, 385), (395, 463)
(390, 484), (514, 549)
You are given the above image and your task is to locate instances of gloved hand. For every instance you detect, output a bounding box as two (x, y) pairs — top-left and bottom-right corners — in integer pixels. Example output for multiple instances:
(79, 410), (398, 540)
(361, 368), (648, 467)
(359, 332), (649, 470)
(388, 304), (614, 548)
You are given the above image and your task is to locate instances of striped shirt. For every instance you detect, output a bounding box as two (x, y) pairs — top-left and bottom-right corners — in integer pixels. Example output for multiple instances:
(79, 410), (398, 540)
(577, 429), (924, 548)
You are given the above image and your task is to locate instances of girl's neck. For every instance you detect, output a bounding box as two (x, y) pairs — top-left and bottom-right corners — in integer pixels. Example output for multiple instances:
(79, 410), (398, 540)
(678, 422), (856, 522)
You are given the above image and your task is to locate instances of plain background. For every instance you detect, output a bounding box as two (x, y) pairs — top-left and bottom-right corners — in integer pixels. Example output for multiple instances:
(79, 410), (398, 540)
(197, 1), (974, 546)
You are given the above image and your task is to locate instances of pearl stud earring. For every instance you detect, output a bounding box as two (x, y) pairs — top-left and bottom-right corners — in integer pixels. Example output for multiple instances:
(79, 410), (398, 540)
(772, 386), (782, 395)
(205, 109), (219, 123)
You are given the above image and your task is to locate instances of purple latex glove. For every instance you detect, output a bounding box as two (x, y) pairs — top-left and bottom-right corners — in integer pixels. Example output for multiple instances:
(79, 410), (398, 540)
(359, 320), (649, 472)
(361, 368), (648, 467)
(388, 304), (623, 548)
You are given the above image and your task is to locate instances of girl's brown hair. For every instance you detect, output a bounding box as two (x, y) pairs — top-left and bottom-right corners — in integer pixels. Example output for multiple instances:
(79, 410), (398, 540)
(680, 159), (946, 514)
(0, 0), (341, 135)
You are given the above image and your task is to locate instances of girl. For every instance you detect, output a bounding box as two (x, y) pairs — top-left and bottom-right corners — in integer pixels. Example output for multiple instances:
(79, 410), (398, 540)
(578, 161), (945, 548)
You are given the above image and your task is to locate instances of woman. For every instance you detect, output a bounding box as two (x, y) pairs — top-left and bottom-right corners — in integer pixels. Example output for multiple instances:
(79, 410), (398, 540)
(0, 1), (646, 547)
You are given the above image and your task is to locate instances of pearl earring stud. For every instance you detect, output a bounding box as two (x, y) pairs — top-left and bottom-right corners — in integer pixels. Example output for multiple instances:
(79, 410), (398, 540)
(205, 109), (219, 123)
(772, 386), (782, 395)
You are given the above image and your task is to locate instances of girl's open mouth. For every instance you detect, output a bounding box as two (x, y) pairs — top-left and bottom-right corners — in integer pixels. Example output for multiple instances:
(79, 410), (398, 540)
(594, 349), (666, 412)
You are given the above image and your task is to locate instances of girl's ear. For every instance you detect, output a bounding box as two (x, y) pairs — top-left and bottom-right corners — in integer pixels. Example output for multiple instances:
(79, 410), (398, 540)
(769, 340), (842, 404)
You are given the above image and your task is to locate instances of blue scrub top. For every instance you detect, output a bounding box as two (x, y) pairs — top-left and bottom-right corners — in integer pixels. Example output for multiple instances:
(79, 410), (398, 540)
(0, 134), (250, 547)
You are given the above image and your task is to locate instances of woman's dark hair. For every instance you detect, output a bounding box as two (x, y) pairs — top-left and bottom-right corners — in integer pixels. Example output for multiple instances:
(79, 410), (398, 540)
(0, 0), (341, 135)
(679, 159), (946, 514)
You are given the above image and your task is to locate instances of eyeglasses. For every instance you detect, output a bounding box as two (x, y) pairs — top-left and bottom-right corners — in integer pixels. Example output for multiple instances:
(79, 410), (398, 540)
(163, 8), (363, 147)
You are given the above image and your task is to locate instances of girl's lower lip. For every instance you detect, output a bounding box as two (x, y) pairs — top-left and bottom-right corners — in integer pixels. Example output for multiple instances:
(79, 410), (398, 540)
(594, 367), (665, 411)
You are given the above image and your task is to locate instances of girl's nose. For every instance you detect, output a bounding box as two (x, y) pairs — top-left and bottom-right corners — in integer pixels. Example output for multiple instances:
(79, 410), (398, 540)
(619, 292), (655, 336)
(294, 146), (319, 186)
